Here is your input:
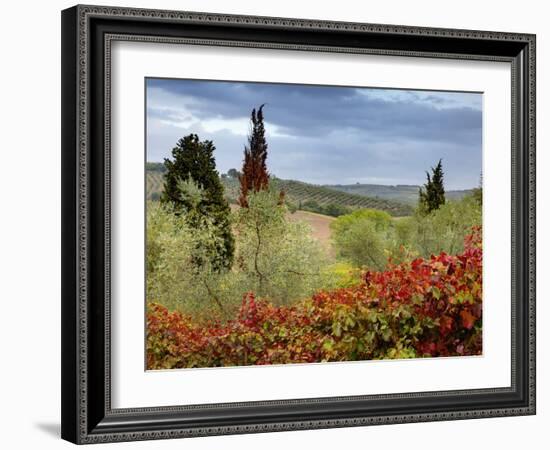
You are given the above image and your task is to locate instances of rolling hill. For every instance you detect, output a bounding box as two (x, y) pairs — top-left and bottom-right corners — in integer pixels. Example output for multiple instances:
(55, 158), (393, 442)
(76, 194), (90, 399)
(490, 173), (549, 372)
(325, 183), (473, 205)
(146, 166), (414, 217)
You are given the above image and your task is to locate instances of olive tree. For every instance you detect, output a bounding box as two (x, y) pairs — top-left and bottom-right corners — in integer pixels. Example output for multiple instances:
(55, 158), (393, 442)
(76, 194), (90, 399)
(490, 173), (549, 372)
(235, 188), (332, 305)
(330, 209), (395, 270)
(146, 201), (241, 320)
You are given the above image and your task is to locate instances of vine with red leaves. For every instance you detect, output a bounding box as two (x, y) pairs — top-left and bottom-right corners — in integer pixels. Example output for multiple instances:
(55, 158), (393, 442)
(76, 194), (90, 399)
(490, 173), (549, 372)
(147, 227), (482, 369)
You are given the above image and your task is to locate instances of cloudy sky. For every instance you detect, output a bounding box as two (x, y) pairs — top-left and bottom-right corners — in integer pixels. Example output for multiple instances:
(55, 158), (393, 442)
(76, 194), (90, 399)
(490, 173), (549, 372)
(146, 78), (482, 190)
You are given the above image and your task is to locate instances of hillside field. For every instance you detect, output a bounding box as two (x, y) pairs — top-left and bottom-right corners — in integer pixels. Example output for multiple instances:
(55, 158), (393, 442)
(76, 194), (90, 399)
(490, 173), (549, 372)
(146, 168), (413, 217)
(325, 183), (473, 205)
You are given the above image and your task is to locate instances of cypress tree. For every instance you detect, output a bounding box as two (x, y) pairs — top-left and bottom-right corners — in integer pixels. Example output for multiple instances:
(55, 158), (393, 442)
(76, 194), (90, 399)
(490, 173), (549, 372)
(471, 172), (483, 206)
(239, 105), (270, 207)
(419, 159), (446, 213)
(161, 133), (234, 270)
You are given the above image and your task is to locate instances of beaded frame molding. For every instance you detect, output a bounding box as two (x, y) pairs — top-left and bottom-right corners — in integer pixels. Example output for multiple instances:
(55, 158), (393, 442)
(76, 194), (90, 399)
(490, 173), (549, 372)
(61, 4), (536, 444)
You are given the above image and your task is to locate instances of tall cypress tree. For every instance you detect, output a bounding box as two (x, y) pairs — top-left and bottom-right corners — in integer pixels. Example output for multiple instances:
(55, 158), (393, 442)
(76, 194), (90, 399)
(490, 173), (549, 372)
(161, 133), (234, 270)
(419, 159), (446, 213)
(471, 172), (483, 206)
(239, 105), (270, 207)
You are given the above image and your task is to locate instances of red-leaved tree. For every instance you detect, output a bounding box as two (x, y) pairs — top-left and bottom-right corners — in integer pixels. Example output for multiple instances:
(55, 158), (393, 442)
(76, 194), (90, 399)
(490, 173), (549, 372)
(238, 105), (270, 207)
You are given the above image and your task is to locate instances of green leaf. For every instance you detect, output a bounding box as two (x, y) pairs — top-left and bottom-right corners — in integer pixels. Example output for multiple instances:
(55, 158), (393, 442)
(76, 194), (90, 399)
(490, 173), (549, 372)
(382, 328), (392, 342)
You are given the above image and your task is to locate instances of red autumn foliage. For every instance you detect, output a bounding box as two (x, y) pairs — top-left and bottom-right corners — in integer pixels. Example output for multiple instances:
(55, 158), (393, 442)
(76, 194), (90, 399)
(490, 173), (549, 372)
(147, 227), (482, 369)
(238, 105), (269, 208)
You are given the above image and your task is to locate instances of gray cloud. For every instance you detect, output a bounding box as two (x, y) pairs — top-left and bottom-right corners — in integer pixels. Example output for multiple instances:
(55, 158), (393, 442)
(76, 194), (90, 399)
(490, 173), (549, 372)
(146, 78), (482, 190)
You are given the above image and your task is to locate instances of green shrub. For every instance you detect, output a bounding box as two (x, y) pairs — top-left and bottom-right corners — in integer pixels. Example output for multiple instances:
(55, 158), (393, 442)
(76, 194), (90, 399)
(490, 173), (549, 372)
(330, 197), (481, 270)
(330, 209), (394, 270)
(397, 195), (482, 258)
(331, 209), (392, 235)
(300, 200), (353, 217)
(332, 218), (389, 270)
(321, 262), (363, 289)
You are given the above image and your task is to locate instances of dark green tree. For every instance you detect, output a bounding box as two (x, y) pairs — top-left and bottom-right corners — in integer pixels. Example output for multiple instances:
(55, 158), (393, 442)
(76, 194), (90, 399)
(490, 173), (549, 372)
(419, 159), (446, 214)
(471, 172), (483, 206)
(227, 168), (240, 179)
(161, 133), (234, 270)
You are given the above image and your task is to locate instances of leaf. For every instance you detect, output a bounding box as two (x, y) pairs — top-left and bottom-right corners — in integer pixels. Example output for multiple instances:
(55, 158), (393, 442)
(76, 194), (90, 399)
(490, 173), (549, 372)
(460, 310), (476, 330)
(411, 293), (424, 306)
(382, 328), (392, 342)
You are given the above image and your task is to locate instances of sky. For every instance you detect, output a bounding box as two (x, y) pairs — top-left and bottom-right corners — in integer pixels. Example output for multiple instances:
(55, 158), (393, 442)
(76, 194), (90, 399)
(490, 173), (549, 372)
(146, 78), (482, 190)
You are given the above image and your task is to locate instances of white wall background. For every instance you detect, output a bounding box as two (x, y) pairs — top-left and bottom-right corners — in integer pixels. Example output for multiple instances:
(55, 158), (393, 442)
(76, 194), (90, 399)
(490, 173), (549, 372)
(0, 0), (546, 448)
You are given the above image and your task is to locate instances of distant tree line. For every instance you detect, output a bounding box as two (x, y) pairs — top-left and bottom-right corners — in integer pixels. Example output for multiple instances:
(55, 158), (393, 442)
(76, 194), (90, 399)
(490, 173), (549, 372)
(298, 200), (353, 217)
(146, 162), (167, 172)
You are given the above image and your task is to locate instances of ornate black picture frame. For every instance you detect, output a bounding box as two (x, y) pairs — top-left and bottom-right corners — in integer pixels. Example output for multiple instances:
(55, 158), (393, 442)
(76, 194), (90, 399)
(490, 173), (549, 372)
(61, 4), (536, 444)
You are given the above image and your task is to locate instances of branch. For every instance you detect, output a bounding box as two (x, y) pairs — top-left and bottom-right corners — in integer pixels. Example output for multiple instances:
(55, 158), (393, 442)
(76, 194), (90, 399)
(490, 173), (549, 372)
(203, 279), (226, 317)
(254, 221), (267, 291)
(283, 269), (319, 277)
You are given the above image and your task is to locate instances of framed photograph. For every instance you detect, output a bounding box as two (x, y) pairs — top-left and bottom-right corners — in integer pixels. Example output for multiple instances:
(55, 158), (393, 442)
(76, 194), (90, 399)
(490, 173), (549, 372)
(61, 5), (536, 444)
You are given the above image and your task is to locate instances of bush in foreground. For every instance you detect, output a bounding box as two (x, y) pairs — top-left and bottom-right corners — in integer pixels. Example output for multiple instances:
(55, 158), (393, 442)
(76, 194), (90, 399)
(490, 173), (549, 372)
(147, 227), (482, 369)
(147, 193), (335, 320)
